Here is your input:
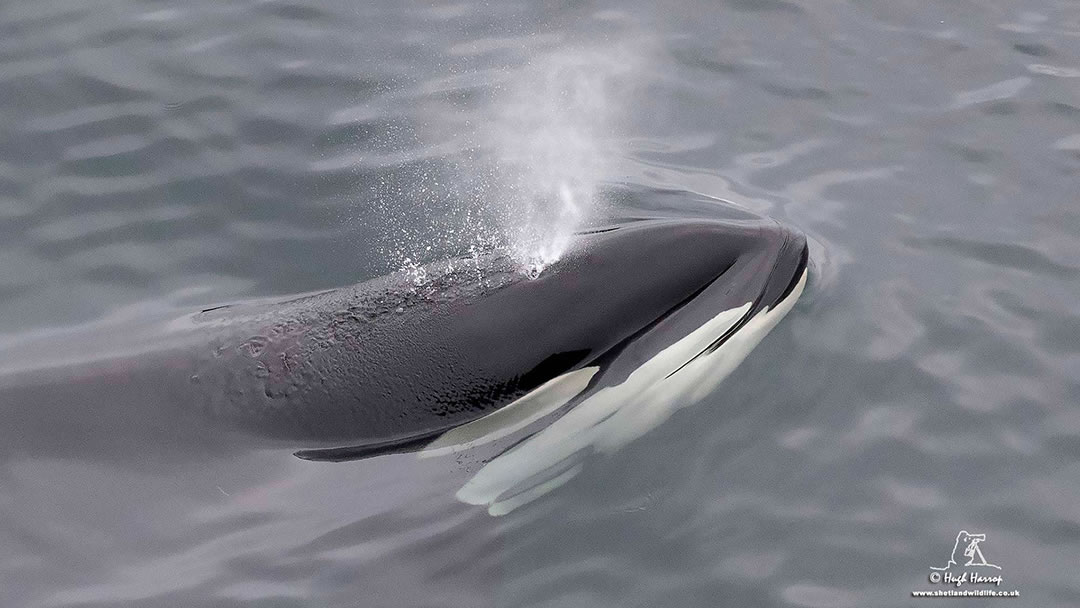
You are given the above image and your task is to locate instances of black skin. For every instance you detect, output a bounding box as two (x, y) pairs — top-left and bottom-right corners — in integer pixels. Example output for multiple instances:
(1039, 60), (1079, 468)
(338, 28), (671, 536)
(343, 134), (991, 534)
(0, 217), (807, 464)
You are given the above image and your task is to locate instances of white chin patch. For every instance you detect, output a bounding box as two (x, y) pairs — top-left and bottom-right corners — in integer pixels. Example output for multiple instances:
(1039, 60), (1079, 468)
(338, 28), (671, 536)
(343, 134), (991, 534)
(433, 269), (808, 516)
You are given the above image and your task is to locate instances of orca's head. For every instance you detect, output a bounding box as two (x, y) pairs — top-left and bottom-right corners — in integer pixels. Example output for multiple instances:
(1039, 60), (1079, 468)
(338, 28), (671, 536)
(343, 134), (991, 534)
(491, 216), (809, 381)
(409, 217), (810, 511)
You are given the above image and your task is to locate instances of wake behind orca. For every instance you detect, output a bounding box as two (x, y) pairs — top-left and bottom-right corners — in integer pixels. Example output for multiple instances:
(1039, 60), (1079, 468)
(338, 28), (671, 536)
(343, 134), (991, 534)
(0, 192), (808, 509)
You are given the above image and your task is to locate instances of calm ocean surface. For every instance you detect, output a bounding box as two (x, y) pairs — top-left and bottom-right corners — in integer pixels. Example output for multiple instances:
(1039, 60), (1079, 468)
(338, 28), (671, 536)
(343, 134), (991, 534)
(1, 1), (1079, 606)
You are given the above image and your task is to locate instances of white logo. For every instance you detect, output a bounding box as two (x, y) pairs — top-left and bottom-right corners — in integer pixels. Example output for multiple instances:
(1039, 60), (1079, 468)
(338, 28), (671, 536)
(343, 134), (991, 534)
(915, 530), (1016, 597)
(931, 530), (1000, 571)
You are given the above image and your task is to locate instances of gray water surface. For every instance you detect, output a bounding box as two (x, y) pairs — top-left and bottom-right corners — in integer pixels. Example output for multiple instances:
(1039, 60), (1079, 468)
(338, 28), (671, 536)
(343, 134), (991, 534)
(1, 1), (1079, 606)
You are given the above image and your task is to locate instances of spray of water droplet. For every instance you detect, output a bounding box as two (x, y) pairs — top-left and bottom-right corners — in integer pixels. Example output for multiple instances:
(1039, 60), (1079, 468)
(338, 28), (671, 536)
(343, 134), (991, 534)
(487, 46), (638, 277)
(401, 257), (428, 287)
(359, 39), (647, 283)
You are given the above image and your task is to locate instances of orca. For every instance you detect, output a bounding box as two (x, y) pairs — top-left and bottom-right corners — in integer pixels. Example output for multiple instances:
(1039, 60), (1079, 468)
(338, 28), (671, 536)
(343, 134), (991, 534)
(0, 209), (808, 474)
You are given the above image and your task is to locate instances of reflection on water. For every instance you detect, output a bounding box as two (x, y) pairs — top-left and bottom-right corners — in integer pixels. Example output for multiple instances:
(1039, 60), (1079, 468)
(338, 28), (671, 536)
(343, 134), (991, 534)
(1, 0), (1079, 606)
